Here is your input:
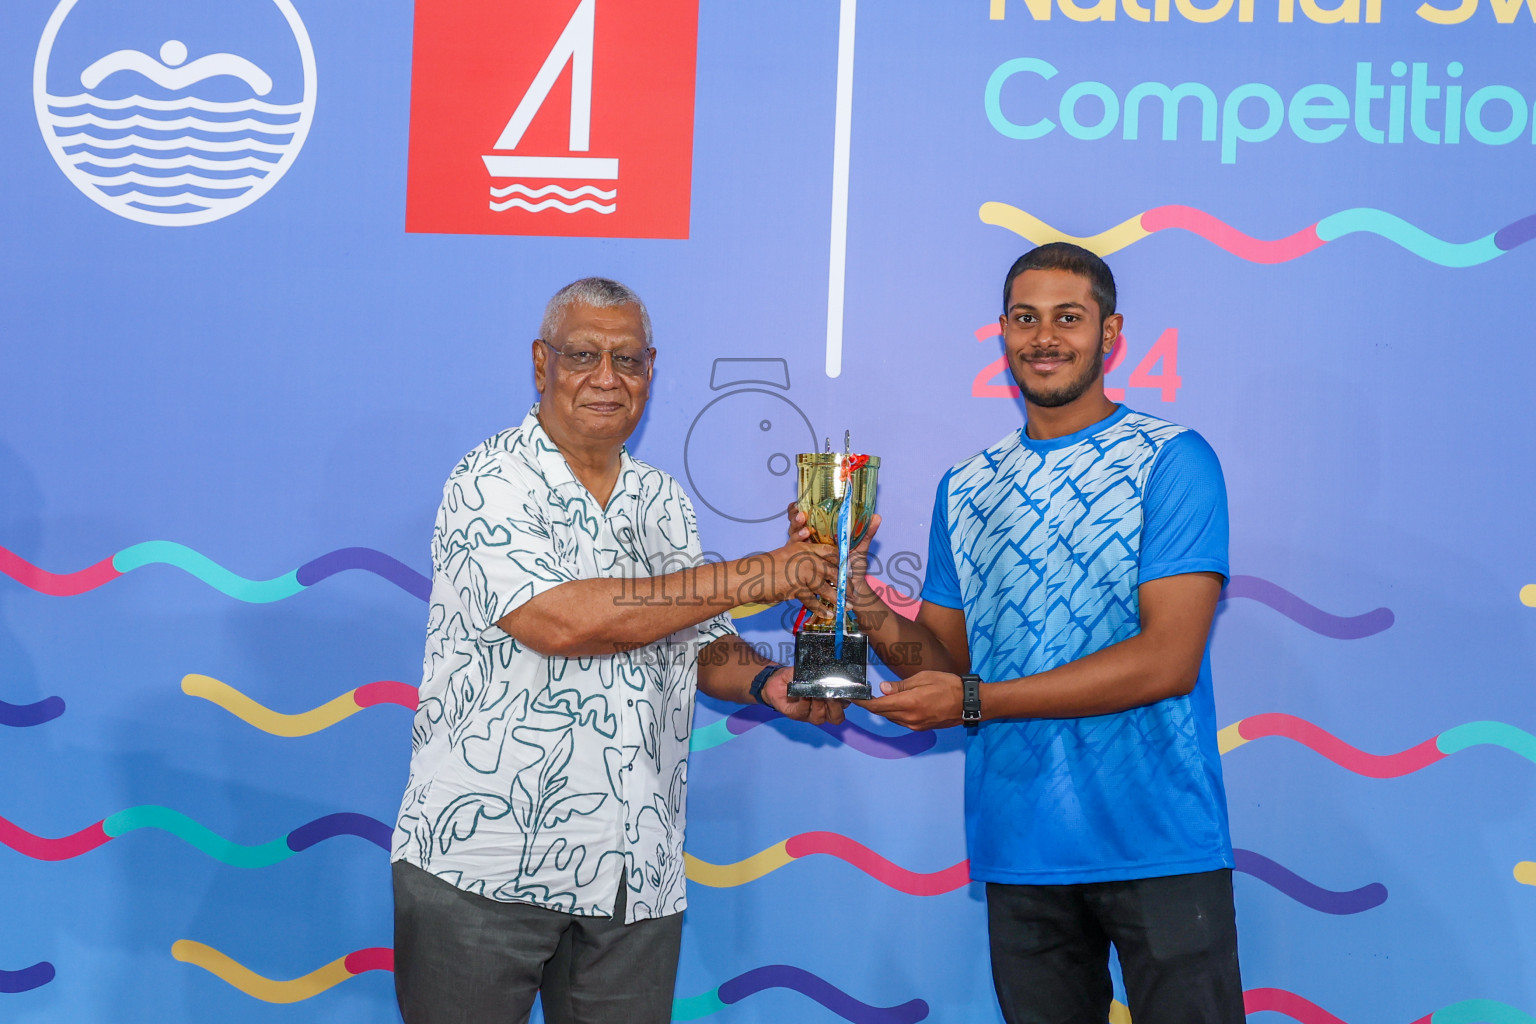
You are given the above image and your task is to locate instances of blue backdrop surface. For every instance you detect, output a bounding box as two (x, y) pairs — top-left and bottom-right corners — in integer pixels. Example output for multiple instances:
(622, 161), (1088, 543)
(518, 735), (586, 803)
(3, 1), (1535, 1022)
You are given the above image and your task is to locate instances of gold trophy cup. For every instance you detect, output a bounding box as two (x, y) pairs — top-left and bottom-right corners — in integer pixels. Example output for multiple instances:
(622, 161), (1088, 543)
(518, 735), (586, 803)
(790, 440), (880, 700)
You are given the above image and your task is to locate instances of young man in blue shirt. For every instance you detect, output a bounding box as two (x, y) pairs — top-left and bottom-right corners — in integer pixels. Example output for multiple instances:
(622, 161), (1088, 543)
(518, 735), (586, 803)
(810, 243), (1242, 1023)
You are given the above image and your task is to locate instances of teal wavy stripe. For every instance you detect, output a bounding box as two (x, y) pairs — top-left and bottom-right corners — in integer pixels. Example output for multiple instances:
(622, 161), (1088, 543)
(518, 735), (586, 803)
(112, 542), (305, 603)
(102, 806), (294, 868)
(1315, 209), (1504, 268)
(1437, 721), (1536, 762)
(672, 989), (727, 1021)
(690, 719), (735, 753)
(1432, 999), (1536, 1024)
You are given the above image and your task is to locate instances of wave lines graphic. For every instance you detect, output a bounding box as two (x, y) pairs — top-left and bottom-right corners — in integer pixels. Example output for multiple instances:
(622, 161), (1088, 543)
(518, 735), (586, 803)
(686, 834), (1384, 912)
(0, 962), (55, 994)
(48, 93), (298, 115)
(0, 808), (389, 866)
(0, 542), (429, 602)
(63, 134), (288, 154)
(1220, 713), (1536, 776)
(489, 197), (616, 214)
(41, 93), (304, 220)
(980, 202), (1536, 267)
(182, 675), (418, 736)
(174, 942), (928, 1021)
(490, 183), (617, 200)
(0, 695), (65, 728)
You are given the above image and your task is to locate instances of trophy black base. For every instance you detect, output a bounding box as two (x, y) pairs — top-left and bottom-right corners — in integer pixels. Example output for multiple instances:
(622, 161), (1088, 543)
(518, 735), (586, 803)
(789, 630), (870, 700)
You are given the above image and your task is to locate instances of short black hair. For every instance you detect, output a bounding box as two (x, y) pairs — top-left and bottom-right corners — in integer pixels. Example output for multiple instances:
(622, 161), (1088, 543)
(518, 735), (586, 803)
(1002, 242), (1117, 320)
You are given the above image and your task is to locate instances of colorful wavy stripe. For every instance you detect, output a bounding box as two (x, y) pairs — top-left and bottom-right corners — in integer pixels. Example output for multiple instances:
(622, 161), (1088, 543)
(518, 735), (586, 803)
(4, 540), (1390, 645)
(686, 834), (1383, 913)
(0, 542), (429, 602)
(175, 943), (928, 1022)
(677, 965), (929, 1023)
(182, 675), (418, 736)
(980, 203), (1536, 268)
(0, 695), (65, 728)
(0, 808), (389, 865)
(1245, 988), (1536, 1024)
(1223, 576), (1393, 639)
(0, 962), (55, 994)
(172, 942), (392, 1004)
(1219, 713), (1536, 777)
(729, 574), (1391, 640)
(690, 703), (939, 757)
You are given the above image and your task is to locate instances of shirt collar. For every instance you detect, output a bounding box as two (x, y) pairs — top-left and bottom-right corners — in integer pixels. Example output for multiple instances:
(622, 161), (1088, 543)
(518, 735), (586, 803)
(1018, 403), (1131, 453)
(522, 404), (640, 506)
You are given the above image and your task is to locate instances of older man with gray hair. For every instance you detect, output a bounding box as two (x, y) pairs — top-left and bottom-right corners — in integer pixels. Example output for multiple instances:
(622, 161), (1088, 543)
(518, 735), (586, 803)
(390, 278), (840, 1024)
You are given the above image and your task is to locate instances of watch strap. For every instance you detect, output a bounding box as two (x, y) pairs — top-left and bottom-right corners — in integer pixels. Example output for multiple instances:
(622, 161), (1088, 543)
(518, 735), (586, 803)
(961, 673), (982, 724)
(750, 664), (785, 707)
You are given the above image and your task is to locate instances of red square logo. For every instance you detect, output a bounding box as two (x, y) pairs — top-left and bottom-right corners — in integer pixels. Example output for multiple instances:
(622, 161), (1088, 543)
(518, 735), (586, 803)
(406, 0), (699, 239)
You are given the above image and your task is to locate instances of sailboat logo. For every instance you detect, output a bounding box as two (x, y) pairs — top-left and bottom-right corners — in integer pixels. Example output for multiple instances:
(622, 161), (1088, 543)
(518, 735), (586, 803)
(406, 0), (699, 239)
(33, 0), (317, 227)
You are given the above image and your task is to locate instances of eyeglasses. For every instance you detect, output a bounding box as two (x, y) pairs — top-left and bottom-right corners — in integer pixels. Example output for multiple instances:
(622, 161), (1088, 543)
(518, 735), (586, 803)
(540, 338), (653, 378)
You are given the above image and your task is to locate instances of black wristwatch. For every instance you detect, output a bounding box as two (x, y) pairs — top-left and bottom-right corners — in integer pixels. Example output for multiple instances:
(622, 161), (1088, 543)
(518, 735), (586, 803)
(960, 674), (982, 724)
(749, 664), (785, 707)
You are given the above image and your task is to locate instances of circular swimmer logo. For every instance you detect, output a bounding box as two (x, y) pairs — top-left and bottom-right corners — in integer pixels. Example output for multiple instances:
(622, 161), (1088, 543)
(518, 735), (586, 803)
(34, 0), (316, 226)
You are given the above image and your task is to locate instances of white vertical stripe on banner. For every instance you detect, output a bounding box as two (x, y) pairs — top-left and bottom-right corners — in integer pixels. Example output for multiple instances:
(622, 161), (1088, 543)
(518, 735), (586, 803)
(825, 0), (857, 379)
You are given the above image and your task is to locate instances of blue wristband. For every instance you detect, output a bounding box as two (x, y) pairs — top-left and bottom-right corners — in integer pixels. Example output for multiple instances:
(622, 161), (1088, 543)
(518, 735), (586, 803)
(749, 664), (785, 707)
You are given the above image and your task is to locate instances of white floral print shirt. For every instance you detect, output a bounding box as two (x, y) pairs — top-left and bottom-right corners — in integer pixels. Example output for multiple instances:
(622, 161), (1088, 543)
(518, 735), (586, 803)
(392, 407), (736, 921)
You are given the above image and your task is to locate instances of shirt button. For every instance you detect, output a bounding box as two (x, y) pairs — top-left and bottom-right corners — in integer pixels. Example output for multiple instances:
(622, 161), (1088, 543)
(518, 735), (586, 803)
(627, 699), (634, 706)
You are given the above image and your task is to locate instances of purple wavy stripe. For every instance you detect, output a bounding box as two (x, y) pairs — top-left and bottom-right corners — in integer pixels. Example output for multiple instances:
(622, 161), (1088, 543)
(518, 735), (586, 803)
(718, 965), (929, 1024)
(1494, 213), (1536, 251)
(1233, 848), (1388, 915)
(821, 719), (937, 758)
(726, 705), (937, 758)
(0, 962), (55, 994)
(0, 696), (65, 728)
(1222, 576), (1394, 639)
(285, 812), (392, 853)
(294, 548), (431, 601)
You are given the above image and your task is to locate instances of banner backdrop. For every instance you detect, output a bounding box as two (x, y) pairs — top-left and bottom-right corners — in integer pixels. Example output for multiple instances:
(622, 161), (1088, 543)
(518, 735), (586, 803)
(3, 1), (1535, 1022)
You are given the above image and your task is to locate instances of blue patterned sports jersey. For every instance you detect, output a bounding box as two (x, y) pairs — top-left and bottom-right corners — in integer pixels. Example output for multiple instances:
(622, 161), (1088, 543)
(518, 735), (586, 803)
(922, 405), (1233, 884)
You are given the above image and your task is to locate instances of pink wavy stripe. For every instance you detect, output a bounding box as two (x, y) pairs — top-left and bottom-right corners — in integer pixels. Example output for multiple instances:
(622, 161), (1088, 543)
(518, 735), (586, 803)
(342, 948), (395, 974)
(354, 681), (419, 710)
(1142, 206), (1325, 264)
(0, 816), (111, 860)
(1237, 714), (1445, 778)
(866, 578), (919, 621)
(786, 832), (971, 897)
(0, 546), (119, 597)
(1243, 987), (1353, 1024)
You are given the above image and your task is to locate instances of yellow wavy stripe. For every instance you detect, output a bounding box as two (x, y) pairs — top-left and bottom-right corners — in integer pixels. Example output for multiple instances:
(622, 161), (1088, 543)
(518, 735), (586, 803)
(1217, 722), (1248, 754)
(171, 940), (353, 1003)
(1110, 999), (1133, 1024)
(685, 842), (793, 887)
(728, 602), (775, 619)
(979, 202), (1149, 257)
(180, 674), (361, 737)
(1514, 861), (1536, 886)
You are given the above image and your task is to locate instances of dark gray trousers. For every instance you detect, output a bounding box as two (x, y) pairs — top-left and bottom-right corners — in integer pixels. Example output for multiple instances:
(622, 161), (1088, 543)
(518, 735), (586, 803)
(987, 868), (1244, 1024)
(392, 860), (683, 1024)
